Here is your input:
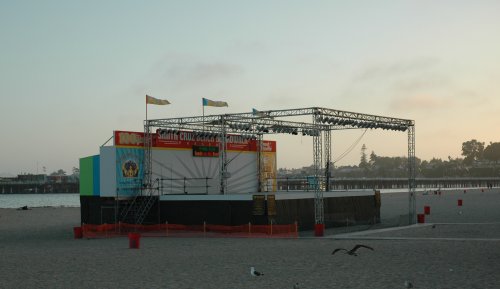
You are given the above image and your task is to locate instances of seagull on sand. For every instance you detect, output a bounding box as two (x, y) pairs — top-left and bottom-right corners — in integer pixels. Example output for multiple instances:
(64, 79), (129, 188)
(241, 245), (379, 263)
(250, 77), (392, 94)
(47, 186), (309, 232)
(250, 267), (264, 276)
(331, 244), (374, 256)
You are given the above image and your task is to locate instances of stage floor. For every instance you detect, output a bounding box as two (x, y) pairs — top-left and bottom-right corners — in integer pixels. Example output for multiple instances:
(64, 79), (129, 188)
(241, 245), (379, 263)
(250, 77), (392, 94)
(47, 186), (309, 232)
(159, 190), (378, 201)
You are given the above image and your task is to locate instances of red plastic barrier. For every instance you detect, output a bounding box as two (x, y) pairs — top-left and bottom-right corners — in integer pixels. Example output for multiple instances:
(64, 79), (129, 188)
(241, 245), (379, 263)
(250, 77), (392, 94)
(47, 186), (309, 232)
(424, 206), (431, 215)
(128, 233), (141, 249)
(81, 222), (298, 239)
(417, 214), (425, 223)
(314, 223), (324, 237)
(73, 227), (83, 239)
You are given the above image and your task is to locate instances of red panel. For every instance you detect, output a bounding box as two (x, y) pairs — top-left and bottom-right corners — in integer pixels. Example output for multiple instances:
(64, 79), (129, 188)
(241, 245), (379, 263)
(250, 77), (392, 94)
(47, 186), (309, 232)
(114, 130), (276, 152)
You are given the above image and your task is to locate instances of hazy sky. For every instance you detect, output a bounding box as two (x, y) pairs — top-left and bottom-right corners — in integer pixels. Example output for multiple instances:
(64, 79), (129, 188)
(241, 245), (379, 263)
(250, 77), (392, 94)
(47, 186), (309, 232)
(1, 1), (499, 175)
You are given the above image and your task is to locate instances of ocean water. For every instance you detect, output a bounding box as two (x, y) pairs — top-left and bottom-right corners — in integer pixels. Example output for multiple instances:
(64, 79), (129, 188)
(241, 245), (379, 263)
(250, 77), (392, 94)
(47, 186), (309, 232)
(0, 187), (457, 209)
(0, 193), (80, 208)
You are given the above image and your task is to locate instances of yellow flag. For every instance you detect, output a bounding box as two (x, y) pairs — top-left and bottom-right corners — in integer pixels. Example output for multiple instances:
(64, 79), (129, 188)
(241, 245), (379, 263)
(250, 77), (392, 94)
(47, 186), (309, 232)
(146, 95), (170, 105)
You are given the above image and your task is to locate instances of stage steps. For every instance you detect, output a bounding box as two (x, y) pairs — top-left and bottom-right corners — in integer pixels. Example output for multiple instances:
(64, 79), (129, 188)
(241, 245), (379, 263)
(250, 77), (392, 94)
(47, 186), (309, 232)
(120, 194), (158, 224)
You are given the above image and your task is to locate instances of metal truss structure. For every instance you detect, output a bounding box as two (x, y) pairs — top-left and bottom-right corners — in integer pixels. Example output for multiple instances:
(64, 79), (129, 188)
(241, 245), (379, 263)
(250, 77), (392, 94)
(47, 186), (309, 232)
(142, 107), (416, 225)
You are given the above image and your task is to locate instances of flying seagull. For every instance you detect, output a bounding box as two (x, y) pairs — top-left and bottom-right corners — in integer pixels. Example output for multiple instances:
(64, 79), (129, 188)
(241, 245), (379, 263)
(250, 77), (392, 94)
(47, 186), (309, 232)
(250, 266), (264, 276)
(331, 244), (374, 256)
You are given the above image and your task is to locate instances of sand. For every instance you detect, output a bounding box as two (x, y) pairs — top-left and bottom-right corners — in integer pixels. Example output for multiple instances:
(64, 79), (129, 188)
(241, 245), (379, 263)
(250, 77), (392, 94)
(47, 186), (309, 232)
(1, 189), (500, 289)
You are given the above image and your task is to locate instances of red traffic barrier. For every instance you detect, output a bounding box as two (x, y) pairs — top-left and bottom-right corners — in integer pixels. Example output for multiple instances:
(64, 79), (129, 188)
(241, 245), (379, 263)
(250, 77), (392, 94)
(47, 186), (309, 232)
(424, 206), (431, 215)
(417, 214), (425, 223)
(73, 227), (83, 239)
(128, 232), (141, 249)
(458, 199), (463, 206)
(314, 223), (325, 237)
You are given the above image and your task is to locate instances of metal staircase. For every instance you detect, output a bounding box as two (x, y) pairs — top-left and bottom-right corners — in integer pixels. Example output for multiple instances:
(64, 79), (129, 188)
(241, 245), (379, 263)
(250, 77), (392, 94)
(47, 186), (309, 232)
(120, 187), (158, 224)
(119, 121), (158, 224)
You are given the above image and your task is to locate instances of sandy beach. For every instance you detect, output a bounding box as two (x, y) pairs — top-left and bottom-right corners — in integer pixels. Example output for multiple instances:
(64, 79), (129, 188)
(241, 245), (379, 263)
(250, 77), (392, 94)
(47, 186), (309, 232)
(1, 189), (500, 289)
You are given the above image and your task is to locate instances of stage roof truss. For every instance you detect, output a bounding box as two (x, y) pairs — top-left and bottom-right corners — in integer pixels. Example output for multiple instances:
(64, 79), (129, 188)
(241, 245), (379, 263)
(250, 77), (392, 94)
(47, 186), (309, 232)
(143, 106), (416, 226)
(147, 107), (413, 135)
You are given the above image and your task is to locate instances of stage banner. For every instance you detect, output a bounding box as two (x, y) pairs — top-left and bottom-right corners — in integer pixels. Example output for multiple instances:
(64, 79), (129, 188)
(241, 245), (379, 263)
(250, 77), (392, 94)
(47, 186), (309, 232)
(116, 148), (144, 196)
(115, 131), (144, 147)
(267, 194), (276, 216)
(261, 151), (277, 192)
(114, 130), (276, 153)
(252, 195), (266, 216)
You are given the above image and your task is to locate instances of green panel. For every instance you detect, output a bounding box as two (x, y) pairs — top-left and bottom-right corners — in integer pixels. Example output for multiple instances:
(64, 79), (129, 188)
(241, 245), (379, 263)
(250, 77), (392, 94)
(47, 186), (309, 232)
(79, 156), (94, 196)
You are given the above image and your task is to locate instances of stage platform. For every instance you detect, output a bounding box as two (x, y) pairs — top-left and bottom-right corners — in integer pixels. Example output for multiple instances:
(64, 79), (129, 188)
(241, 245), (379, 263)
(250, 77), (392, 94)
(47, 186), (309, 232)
(81, 190), (380, 230)
(159, 190), (376, 201)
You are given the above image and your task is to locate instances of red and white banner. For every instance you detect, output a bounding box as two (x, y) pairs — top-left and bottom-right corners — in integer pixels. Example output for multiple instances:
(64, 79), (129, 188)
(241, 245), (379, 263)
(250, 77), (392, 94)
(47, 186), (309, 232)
(114, 130), (276, 152)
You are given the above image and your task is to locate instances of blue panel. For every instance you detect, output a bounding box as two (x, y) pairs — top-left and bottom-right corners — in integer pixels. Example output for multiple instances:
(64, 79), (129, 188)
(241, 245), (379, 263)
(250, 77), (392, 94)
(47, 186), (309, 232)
(93, 155), (100, 196)
(116, 148), (144, 197)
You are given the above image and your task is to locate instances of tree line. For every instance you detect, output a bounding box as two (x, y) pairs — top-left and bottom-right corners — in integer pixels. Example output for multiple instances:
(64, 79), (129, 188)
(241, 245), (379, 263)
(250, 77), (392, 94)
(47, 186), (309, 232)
(279, 140), (500, 178)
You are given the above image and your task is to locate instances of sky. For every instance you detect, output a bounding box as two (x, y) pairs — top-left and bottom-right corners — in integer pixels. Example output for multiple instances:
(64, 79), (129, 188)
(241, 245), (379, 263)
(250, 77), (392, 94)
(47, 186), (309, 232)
(1, 1), (500, 176)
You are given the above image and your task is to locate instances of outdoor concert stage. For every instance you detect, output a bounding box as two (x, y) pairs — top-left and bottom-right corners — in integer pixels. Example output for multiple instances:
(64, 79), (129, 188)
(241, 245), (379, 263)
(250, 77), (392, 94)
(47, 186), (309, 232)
(79, 106), (408, 229)
(80, 190), (380, 230)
